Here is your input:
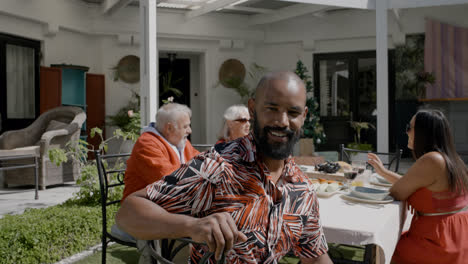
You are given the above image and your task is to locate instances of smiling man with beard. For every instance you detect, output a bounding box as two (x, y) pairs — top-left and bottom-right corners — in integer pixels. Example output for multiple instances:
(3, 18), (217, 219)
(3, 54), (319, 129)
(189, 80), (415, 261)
(116, 71), (332, 264)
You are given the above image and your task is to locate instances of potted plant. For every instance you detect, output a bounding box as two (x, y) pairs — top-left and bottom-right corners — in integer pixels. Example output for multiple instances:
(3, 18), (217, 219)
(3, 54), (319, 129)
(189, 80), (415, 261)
(107, 89), (141, 152)
(347, 121), (375, 151)
(295, 60), (326, 155)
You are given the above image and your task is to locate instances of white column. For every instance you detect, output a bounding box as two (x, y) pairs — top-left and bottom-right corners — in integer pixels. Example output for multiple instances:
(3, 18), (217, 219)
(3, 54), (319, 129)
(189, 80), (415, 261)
(376, 0), (389, 152)
(139, 0), (158, 127)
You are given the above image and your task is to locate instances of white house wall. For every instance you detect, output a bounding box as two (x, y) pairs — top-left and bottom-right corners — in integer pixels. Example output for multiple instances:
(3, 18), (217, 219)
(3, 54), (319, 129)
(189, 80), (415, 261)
(1, 0), (468, 145)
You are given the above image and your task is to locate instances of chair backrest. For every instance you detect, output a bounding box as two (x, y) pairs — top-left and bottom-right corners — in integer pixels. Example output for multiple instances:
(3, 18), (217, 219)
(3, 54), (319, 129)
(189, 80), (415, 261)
(95, 151), (136, 263)
(339, 144), (403, 172)
(192, 144), (213, 152)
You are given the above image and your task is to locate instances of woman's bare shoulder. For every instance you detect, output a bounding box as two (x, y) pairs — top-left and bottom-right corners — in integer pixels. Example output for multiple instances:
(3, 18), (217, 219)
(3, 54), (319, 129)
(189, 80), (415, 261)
(415, 151), (447, 175)
(420, 151), (445, 164)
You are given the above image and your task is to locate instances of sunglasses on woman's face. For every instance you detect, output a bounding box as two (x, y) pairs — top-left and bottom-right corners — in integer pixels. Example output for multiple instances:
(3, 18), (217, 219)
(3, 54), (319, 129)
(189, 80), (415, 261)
(234, 118), (250, 123)
(406, 123), (412, 133)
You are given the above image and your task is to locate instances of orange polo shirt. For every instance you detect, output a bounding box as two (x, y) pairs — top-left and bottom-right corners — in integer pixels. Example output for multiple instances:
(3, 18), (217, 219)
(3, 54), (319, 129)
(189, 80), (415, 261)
(122, 132), (199, 201)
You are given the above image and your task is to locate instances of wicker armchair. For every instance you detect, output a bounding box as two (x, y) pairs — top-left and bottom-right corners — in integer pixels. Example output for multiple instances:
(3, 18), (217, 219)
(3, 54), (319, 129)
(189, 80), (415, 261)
(0, 106), (86, 189)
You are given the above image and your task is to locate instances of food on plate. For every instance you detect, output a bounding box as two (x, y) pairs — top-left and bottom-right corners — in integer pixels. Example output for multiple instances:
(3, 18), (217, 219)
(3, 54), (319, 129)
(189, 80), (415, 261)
(351, 181), (364, 187)
(312, 178), (342, 193)
(318, 182), (329, 193)
(315, 162), (340, 173)
(310, 179), (321, 190)
(337, 161), (352, 172)
(326, 182), (340, 192)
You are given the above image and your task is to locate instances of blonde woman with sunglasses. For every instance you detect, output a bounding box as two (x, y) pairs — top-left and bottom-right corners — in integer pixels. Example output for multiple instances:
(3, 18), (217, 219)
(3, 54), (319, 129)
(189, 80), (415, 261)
(217, 104), (250, 144)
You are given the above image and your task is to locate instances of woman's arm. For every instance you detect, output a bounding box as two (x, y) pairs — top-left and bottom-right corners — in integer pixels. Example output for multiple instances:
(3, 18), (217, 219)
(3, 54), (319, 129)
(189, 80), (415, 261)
(390, 152), (445, 201)
(367, 153), (402, 183)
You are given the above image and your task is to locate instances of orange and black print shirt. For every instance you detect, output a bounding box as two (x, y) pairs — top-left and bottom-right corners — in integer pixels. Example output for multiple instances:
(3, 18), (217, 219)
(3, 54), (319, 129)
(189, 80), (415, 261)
(146, 134), (328, 263)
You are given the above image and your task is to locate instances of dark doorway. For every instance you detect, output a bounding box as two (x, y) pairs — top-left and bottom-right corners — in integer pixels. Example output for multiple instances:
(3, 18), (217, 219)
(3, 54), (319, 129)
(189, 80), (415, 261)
(158, 55), (190, 107)
(313, 50), (396, 152)
(0, 33), (40, 133)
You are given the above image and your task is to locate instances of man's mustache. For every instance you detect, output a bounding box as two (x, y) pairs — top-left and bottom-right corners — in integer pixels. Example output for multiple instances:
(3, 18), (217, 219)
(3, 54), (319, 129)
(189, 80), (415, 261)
(264, 126), (295, 138)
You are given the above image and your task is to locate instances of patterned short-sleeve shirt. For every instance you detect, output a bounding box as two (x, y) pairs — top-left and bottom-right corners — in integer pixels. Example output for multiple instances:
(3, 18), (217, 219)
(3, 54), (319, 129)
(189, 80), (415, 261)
(146, 134), (328, 263)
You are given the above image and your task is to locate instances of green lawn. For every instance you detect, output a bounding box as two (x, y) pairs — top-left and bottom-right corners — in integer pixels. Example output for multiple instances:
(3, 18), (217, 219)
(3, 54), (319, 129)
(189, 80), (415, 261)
(75, 243), (364, 263)
(74, 244), (139, 264)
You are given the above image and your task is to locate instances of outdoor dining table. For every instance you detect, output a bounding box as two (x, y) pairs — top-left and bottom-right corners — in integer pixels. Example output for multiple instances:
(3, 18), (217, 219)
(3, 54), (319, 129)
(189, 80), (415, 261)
(315, 170), (413, 264)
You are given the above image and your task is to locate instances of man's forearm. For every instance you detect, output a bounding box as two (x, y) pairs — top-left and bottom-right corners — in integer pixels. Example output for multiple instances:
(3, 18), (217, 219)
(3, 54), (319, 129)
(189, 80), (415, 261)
(116, 190), (195, 240)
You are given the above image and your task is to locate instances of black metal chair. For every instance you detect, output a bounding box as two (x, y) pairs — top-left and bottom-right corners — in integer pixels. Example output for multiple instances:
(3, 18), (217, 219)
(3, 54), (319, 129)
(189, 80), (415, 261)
(339, 144), (403, 172)
(95, 150), (225, 264)
(95, 151), (136, 264)
(192, 143), (213, 152)
(328, 243), (375, 264)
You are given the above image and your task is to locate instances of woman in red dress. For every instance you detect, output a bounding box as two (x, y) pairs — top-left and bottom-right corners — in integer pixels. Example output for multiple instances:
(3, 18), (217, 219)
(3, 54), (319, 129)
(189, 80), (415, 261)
(368, 109), (468, 264)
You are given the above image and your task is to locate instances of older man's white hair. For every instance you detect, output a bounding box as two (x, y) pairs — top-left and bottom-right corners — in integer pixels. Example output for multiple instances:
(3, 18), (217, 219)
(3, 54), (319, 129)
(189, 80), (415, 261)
(155, 103), (192, 132)
(218, 104), (249, 140)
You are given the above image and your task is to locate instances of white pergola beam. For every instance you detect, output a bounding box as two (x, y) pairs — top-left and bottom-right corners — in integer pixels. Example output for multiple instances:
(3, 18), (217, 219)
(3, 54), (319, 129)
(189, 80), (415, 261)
(157, 0), (205, 8)
(390, 0), (468, 9)
(392, 8), (403, 32)
(223, 6), (274, 14)
(140, 0), (158, 126)
(102, 0), (134, 15)
(186, 0), (242, 19)
(276, 0), (375, 9)
(376, 0), (389, 152)
(249, 4), (329, 26)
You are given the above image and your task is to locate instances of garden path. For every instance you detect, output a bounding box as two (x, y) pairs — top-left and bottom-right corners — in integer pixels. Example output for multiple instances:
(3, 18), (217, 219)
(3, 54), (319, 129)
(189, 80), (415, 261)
(0, 182), (79, 218)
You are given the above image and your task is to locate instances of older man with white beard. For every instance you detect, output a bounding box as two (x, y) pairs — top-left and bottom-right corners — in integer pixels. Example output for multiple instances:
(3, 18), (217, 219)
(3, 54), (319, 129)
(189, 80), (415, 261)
(122, 103), (199, 201)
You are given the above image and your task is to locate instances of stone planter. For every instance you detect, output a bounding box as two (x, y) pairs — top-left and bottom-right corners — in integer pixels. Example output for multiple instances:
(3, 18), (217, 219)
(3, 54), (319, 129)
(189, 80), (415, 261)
(299, 138), (315, 156)
(120, 139), (135, 154)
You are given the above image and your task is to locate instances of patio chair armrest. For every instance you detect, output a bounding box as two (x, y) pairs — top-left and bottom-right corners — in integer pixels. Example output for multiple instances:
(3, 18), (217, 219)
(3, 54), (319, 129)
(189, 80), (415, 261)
(39, 126), (77, 156)
(146, 238), (222, 264)
(0, 128), (30, 149)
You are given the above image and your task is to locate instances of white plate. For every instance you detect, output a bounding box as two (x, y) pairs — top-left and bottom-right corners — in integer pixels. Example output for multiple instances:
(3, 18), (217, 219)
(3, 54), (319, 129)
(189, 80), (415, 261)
(370, 173), (392, 187)
(375, 173), (391, 184)
(317, 189), (341, 198)
(340, 193), (394, 204)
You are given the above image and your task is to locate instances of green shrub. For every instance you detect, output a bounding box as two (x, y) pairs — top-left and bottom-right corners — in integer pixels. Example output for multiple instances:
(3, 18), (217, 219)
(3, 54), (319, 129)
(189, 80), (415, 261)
(49, 128), (131, 206)
(0, 202), (118, 264)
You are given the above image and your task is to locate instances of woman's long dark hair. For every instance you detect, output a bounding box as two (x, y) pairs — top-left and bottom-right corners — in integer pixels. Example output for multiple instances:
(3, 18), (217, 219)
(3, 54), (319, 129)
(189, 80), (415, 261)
(413, 109), (468, 194)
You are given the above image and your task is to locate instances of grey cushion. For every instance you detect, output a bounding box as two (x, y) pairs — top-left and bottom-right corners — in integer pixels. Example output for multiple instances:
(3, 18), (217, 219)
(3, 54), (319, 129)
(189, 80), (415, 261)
(111, 224), (136, 243)
(46, 120), (68, 132)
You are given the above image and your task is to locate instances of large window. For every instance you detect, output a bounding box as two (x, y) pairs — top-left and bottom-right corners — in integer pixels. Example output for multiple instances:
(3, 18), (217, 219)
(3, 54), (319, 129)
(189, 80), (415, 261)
(0, 33), (40, 133)
(313, 51), (396, 151)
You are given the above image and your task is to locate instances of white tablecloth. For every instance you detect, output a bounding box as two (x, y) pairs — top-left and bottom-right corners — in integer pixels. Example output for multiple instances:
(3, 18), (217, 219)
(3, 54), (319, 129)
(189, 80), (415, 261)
(318, 192), (412, 264)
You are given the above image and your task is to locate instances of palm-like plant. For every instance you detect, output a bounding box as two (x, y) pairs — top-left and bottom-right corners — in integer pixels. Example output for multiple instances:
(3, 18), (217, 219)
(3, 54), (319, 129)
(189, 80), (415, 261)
(350, 121), (376, 145)
(160, 71), (183, 97)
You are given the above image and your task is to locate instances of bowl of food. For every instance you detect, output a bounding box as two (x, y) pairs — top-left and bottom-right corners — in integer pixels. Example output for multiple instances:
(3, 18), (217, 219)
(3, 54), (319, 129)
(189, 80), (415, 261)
(350, 186), (390, 201)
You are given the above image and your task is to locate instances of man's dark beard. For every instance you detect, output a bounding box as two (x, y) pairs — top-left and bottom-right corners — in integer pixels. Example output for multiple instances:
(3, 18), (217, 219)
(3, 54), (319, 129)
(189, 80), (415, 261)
(252, 112), (300, 160)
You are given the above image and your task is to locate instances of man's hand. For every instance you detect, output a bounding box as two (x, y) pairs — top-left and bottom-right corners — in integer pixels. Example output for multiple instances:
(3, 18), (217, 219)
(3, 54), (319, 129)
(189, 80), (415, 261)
(187, 212), (248, 260)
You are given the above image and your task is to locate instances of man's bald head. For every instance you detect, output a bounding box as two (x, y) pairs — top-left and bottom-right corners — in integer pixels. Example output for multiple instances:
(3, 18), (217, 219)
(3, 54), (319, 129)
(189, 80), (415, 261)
(254, 71), (306, 104)
(248, 71), (308, 160)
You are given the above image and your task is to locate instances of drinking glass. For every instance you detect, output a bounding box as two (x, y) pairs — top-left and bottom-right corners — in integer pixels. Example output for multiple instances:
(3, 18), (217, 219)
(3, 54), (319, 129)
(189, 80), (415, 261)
(343, 169), (358, 189)
(352, 160), (366, 175)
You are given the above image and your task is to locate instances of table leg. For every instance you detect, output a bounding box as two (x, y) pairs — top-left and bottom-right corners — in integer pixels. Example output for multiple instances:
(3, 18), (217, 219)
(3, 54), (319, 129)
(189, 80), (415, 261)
(375, 245), (380, 264)
(34, 157), (39, 200)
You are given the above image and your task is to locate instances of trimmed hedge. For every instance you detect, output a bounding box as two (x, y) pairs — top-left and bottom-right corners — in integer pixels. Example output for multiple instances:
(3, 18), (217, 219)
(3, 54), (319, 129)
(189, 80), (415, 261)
(0, 202), (118, 264)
